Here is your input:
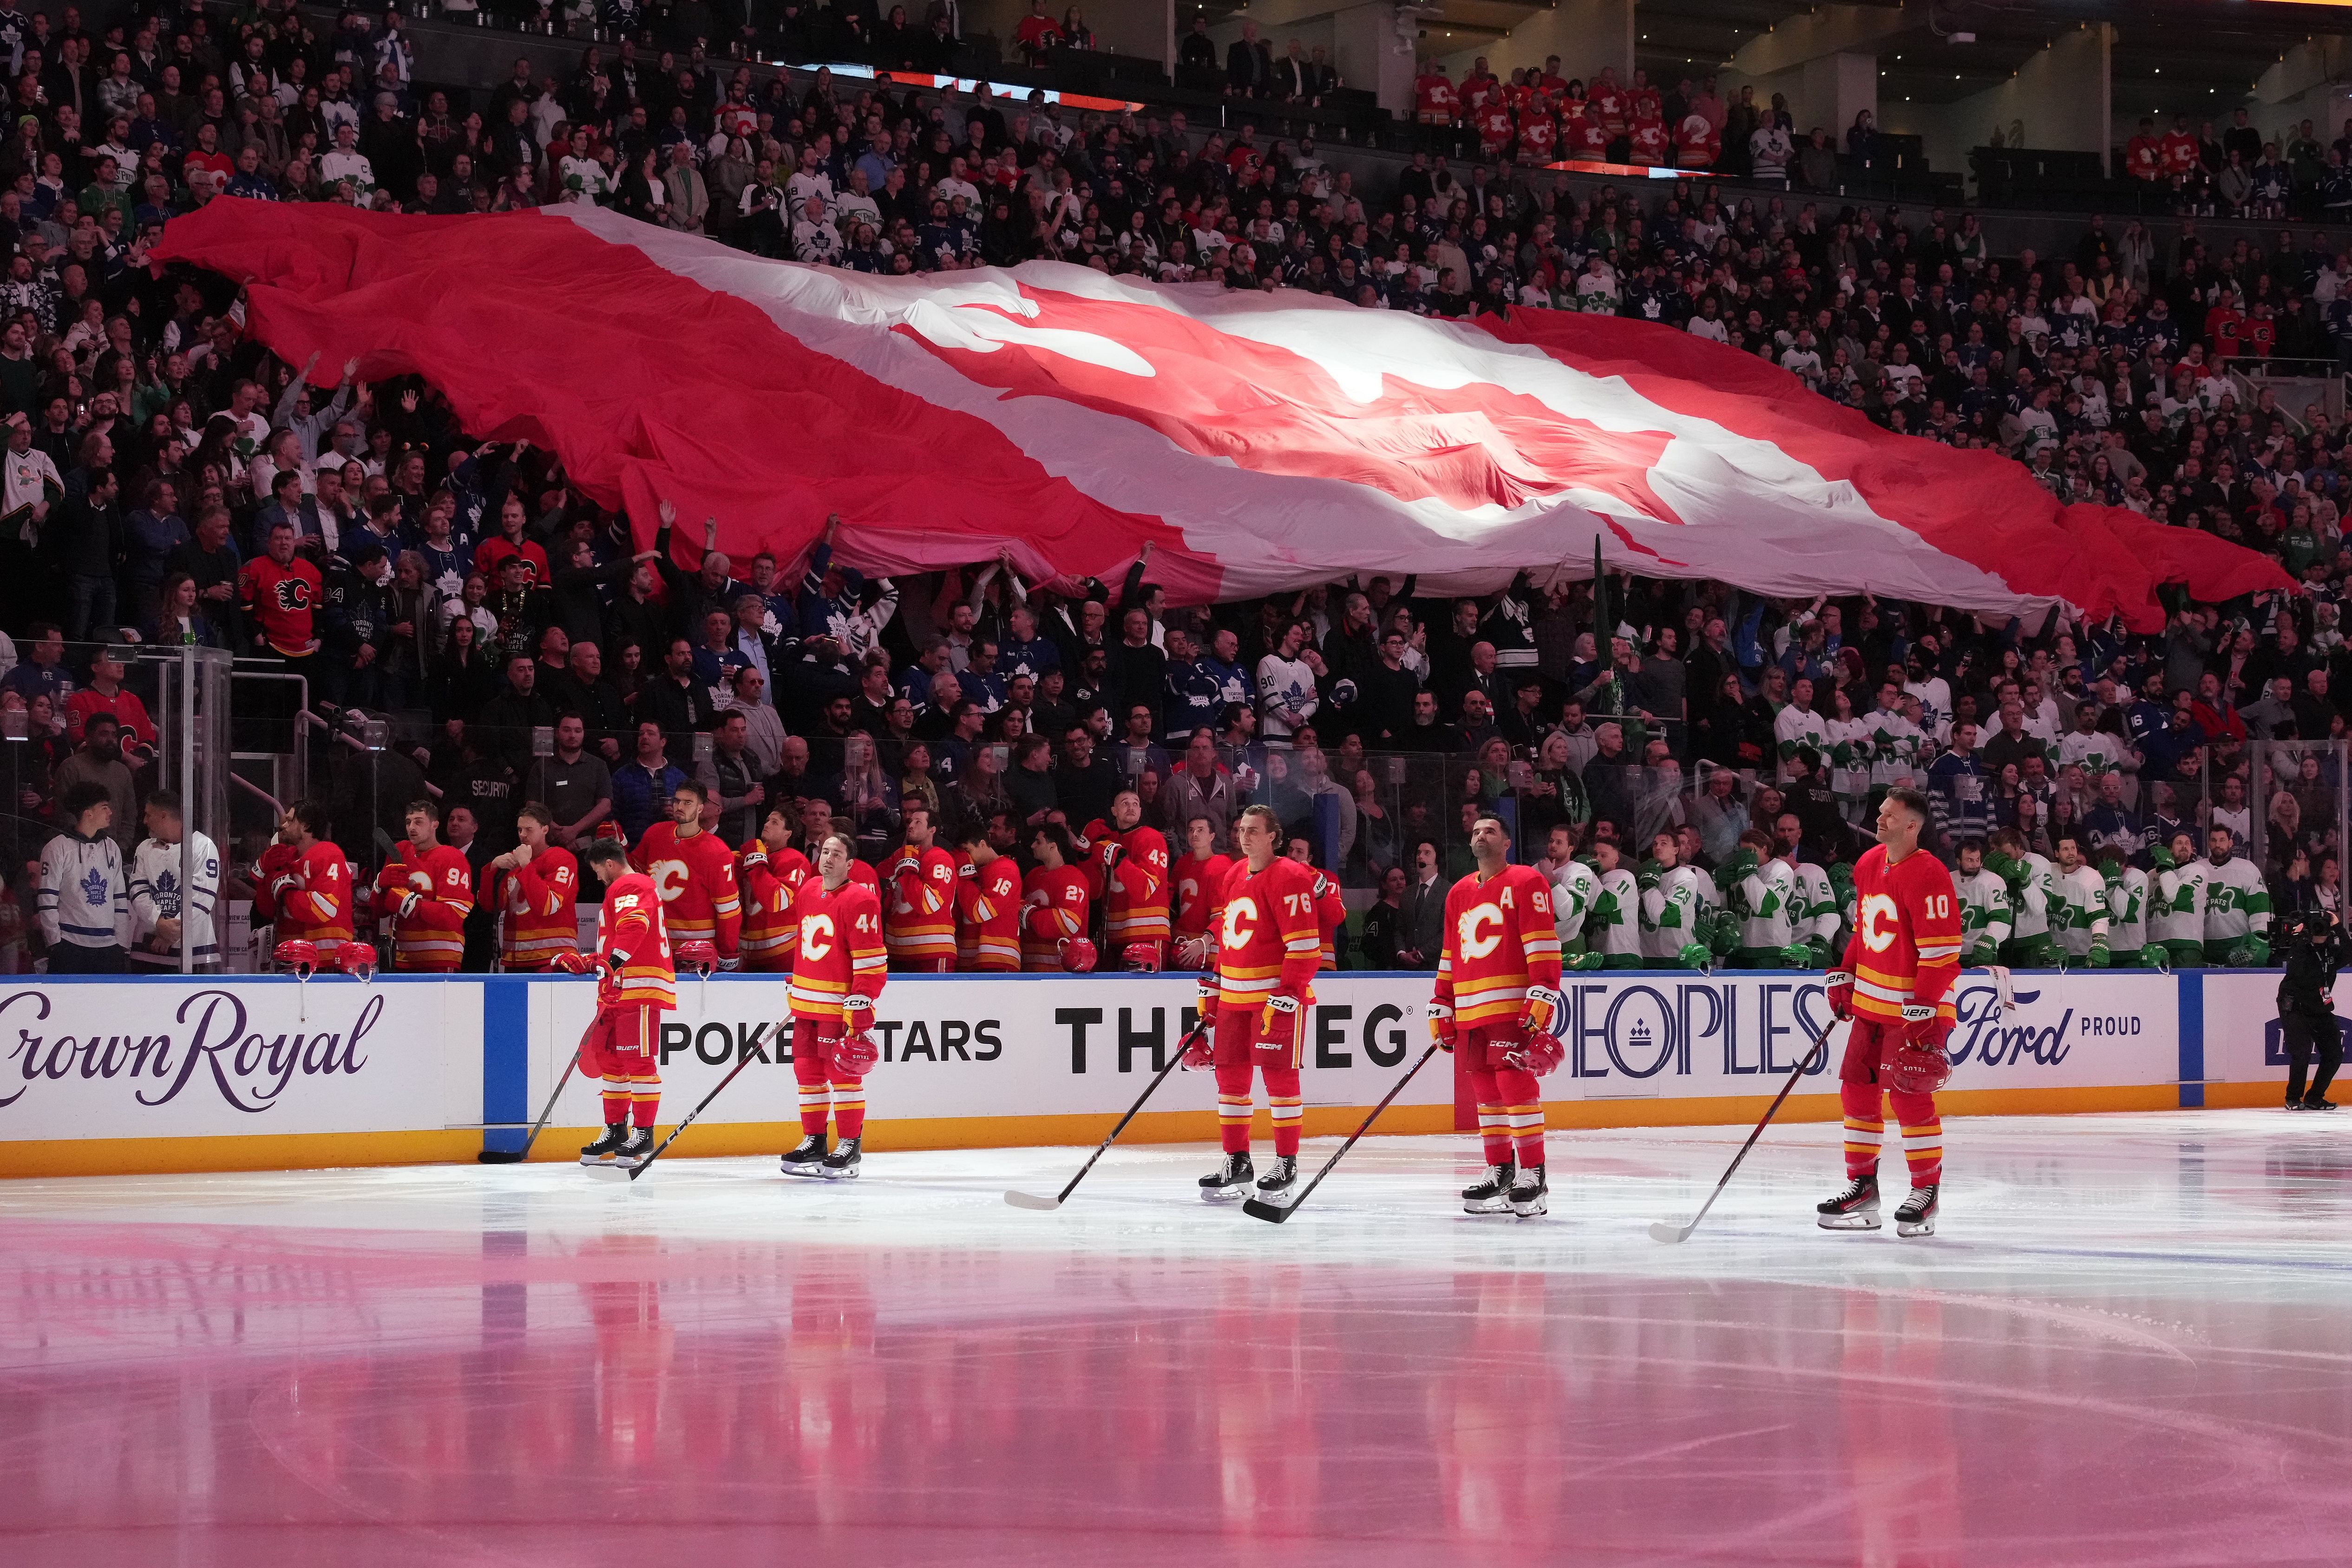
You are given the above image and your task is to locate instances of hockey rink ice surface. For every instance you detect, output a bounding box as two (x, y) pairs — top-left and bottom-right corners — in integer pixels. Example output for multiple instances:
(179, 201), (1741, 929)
(4, 1110), (2348, 1567)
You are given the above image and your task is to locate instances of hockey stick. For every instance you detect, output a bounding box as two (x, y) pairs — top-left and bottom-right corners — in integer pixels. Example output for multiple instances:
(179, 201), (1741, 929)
(585, 1052), (758, 1183)
(1648, 1016), (1836, 1244)
(1243, 1043), (1441, 1224)
(1006, 1024), (1206, 1210)
(478, 1045), (583, 1164)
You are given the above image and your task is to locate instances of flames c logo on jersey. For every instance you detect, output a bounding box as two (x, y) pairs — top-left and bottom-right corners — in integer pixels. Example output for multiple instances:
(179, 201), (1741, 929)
(272, 577), (311, 611)
(799, 912), (835, 960)
(1859, 893), (1900, 952)
(1457, 903), (1505, 959)
(650, 860), (690, 902)
(1221, 895), (1259, 950)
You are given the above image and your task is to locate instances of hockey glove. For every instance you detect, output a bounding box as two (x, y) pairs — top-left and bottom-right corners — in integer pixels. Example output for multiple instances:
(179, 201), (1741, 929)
(1964, 939), (1999, 967)
(396, 890), (421, 918)
(1426, 999), (1455, 1050)
(957, 858), (976, 879)
(1566, 950), (1605, 972)
(1195, 973), (1220, 1021)
(2087, 940), (2110, 968)
(1257, 993), (1304, 1053)
(1520, 986), (1564, 1038)
(1806, 935), (1835, 969)
(1636, 858), (1663, 894)
(2149, 843), (2177, 871)
(1900, 1001), (1954, 1053)
(1179, 1026), (1216, 1070)
(842, 993), (876, 1039)
(1825, 970), (1855, 1021)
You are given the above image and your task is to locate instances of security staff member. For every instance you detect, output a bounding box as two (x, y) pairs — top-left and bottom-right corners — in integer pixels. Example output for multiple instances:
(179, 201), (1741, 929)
(2276, 907), (2344, 1111)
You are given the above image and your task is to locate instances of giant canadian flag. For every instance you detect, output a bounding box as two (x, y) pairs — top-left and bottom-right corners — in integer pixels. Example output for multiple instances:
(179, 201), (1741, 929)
(156, 199), (2288, 627)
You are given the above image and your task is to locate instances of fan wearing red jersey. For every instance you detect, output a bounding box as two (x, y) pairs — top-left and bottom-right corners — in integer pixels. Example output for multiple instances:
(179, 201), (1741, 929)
(955, 820), (1023, 972)
(884, 802), (960, 972)
(1414, 63), (1458, 126)
(1170, 814), (1235, 971)
(577, 838), (675, 1170)
(631, 780), (743, 965)
(1098, 788), (1172, 966)
(1187, 804), (1323, 1201)
(1285, 837), (1349, 969)
(780, 831), (888, 1180)
(1020, 822), (1093, 971)
(737, 808), (811, 972)
(372, 800), (474, 973)
(1429, 815), (1566, 1218)
(250, 799), (353, 960)
(1821, 788), (1962, 1237)
(488, 803), (580, 971)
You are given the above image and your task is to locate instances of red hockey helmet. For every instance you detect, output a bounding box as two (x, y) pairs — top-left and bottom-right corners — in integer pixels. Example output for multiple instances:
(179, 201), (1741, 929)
(832, 1031), (879, 1076)
(1121, 941), (1161, 973)
(1059, 936), (1097, 973)
(1504, 1032), (1566, 1078)
(273, 939), (319, 979)
(1888, 1039), (1954, 1097)
(336, 942), (378, 983)
(675, 940), (719, 977)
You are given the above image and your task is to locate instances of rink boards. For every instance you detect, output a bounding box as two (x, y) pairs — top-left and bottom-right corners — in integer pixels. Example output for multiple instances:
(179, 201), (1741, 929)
(0, 967), (2306, 1176)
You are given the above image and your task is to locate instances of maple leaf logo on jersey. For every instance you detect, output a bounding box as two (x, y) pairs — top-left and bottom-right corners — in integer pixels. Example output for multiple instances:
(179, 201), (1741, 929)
(153, 867), (180, 916)
(80, 864), (108, 909)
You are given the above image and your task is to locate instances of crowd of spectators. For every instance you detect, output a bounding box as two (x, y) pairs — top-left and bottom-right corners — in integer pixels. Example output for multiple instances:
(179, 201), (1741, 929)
(0, 0), (2344, 970)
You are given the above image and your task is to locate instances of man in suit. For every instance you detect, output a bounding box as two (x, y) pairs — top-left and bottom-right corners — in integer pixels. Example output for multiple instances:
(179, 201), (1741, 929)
(1226, 20), (1272, 98)
(1400, 838), (1446, 969)
(1275, 39), (1313, 102)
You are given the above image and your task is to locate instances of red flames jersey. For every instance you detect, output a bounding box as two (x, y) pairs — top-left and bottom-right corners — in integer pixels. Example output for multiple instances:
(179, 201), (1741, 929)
(631, 822), (742, 958)
(1101, 824), (1171, 945)
(788, 876), (886, 1022)
(2125, 133), (2162, 180)
(1589, 80), (1625, 132)
(1676, 114), (1720, 168)
(373, 841), (474, 973)
(2161, 130), (2199, 176)
(253, 839), (354, 953)
(1628, 118), (1668, 166)
(491, 844), (579, 970)
(1433, 865), (1564, 1028)
(1172, 852), (1235, 938)
(1415, 73), (1457, 124)
(596, 871), (674, 1009)
(1020, 864), (1092, 971)
(957, 853), (1023, 971)
(237, 554), (321, 657)
(1565, 110), (1609, 159)
(1515, 111), (1556, 163)
(1840, 844), (1964, 1025)
(1475, 103), (1514, 156)
(884, 844), (960, 965)
(1210, 856), (1321, 1012)
(1307, 867), (1347, 970)
(737, 840), (810, 971)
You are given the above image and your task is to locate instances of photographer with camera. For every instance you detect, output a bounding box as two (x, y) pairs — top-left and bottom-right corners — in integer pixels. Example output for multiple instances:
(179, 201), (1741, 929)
(2275, 907), (2345, 1112)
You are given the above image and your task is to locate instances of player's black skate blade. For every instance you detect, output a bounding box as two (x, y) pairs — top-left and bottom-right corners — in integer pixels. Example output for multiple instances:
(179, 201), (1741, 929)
(818, 1136), (862, 1180)
(1507, 1165), (1548, 1219)
(1817, 1173), (1881, 1230)
(1199, 1151), (1253, 1203)
(780, 1133), (829, 1177)
(578, 1124), (628, 1168)
(1894, 1184), (1939, 1237)
(1462, 1162), (1515, 1215)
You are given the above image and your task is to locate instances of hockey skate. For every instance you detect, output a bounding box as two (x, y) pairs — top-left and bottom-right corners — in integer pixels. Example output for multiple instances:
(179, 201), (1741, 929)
(2305, 1098), (2340, 1112)
(1816, 1173), (1881, 1230)
(613, 1126), (655, 1169)
(780, 1132), (828, 1177)
(579, 1123), (629, 1166)
(1254, 1155), (1299, 1198)
(819, 1136), (863, 1180)
(1461, 1162), (1515, 1215)
(1507, 1165), (1548, 1219)
(1199, 1150), (1254, 1202)
(1894, 1184), (1939, 1237)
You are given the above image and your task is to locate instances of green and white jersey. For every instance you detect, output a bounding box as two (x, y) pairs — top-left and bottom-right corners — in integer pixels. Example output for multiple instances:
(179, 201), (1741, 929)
(1864, 706), (1925, 787)
(2150, 859), (2210, 946)
(1733, 857), (1799, 949)
(1549, 860), (1600, 943)
(2051, 864), (2112, 957)
(1955, 866), (2013, 952)
(2106, 865), (2149, 953)
(1774, 703), (1829, 783)
(2006, 852), (2054, 939)
(2202, 855), (2273, 943)
(1593, 867), (1644, 958)
(1642, 864), (1712, 959)
(1826, 716), (1872, 799)
(2057, 730), (2130, 783)
(1792, 862), (1841, 946)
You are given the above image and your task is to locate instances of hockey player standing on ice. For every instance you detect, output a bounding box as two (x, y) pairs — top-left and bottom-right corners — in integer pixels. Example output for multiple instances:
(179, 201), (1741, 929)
(251, 800), (353, 963)
(127, 788), (220, 972)
(1952, 841), (2012, 967)
(781, 830), (888, 1178)
(373, 799), (475, 972)
(1819, 787), (1962, 1237)
(2049, 834), (2112, 966)
(485, 803), (579, 971)
(2201, 825), (2273, 965)
(1186, 803), (1322, 1201)
(575, 836), (675, 1171)
(882, 801), (959, 972)
(633, 781), (743, 967)
(2148, 829), (2211, 967)
(1429, 814), (1566, 1217)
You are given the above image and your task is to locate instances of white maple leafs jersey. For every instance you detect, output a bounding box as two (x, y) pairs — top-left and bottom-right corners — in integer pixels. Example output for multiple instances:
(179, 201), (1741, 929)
(1593, 867), (1643, 958)
(2202, 855), (2273, 943)
(2106, 865), (2149, 953)
(2051, 864), (2111, 956)
(1549, 860), (1599, 944)
(1955, 866), (2013, 954)
(2150, 859), (2210, 945)
(2008, 852), (2054, 938)
(128, 831), (222, 967)
(1734, 858), (1798, 949)
(1642, 864), (1711, 958)
(1863, 706), (1925, 786)
(1792, 862), (1840, 945)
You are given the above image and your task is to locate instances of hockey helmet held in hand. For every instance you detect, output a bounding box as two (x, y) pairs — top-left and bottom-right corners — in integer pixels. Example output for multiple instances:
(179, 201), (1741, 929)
(336, 941), (378, 982)
(273, 939), (319, 979)
(1059, 936), (1097, 973)
(1504, 1032), (1566, 1077)
(1121, 941), (1161, 972)
(832, 1030), (880, 1075)
(675, 939), (720, 977)
(1887, 1037), (1953, 1097)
